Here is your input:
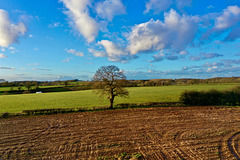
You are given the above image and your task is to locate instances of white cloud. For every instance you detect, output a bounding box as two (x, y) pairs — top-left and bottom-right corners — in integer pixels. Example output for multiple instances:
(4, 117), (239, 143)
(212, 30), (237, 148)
(67, 49), (84, 57)
(88, 48), (107, 57)
(127, 9), (199, 55)
(96, 0), (126, 21)
(215, 5), (240, 30)
(202, 6), (240, 41)
(60, 0), (99, 42)
(0, 53), (7, 59)
(98, 40), (127, 61)
(89, 40), (128, 62)
(0, 9), (27, 47)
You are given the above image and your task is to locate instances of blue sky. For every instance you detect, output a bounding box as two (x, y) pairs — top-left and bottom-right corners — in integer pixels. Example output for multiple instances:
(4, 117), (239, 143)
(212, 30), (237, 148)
(0, 0), (240, 81)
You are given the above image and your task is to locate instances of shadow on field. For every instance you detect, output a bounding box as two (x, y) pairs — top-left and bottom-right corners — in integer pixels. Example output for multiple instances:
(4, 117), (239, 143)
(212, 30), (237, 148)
(0, 102), (184, 118)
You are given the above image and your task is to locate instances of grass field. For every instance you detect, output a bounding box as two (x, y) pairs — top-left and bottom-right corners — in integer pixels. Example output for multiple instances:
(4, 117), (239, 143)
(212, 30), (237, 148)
(0, 83), (239, 113)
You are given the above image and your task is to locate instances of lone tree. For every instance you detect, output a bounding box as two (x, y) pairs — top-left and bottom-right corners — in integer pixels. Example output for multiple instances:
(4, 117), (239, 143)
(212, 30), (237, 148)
(93, 65), (129, 109)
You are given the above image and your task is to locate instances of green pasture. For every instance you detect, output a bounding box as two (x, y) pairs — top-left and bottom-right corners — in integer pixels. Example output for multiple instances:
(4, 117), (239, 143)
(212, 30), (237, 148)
(0, 83), (239, 113)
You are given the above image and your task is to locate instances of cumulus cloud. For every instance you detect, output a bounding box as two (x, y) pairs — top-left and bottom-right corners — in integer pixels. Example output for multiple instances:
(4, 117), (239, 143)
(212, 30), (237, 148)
(99, 40), (128, 61)
(89, 40), (128, 62)
(0, 9), (27, 47)
(202, 5), (240, 41)
(96, 0), (126, 21)
(60, 0), (99, 42)
(60, 0), (126, 42)
(189, 52), (223, 61)
(144, 0), (192, 14)
(67, 49), (84, 57)
(215, 5), (240, 30)
(0, 53), (7, 59)
(127, 9), (199, 55)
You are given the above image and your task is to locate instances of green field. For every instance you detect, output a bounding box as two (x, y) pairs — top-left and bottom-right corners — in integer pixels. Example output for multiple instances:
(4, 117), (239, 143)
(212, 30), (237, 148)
(0, 83), (239, 113)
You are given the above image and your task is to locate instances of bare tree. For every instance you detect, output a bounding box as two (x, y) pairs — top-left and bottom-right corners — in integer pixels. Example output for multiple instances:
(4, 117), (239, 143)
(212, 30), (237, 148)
(93, 65), (129, 109)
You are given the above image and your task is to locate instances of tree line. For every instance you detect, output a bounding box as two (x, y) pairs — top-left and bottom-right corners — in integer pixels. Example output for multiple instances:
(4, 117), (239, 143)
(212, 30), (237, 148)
(1, 77), (240, 88)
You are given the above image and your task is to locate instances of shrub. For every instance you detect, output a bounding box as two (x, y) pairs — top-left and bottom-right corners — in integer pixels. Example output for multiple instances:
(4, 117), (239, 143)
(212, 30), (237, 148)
(1, 112), (10, 118)
(180, 88), (240, 106)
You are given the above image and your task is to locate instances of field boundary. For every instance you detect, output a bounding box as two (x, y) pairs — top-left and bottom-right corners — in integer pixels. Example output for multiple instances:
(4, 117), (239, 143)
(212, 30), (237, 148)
(0, 102), (184, 118)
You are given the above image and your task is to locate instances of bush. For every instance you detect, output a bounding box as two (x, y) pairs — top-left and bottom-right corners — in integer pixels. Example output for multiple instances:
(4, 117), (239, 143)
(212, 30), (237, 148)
(1, 112), (10, 118)
(180, 87), (240, 106)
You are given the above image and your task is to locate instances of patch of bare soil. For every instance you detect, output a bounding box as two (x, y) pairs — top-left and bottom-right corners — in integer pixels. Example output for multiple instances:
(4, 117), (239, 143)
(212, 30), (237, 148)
(1, 106), (240, 159)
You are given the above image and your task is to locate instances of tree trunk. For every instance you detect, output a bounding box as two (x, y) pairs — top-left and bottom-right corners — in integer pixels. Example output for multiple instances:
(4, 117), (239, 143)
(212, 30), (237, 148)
(109, 97), (114, 109)
(109, 88), (115, 109)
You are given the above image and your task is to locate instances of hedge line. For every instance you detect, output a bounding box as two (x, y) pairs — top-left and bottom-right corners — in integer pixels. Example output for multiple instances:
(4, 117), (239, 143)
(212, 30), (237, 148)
(180, 87), (240, 106)
(0, 102), (184, 118)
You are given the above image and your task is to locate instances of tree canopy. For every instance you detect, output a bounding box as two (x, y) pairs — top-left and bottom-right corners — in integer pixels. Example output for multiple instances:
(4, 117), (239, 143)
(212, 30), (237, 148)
(92, 65), (129, 108)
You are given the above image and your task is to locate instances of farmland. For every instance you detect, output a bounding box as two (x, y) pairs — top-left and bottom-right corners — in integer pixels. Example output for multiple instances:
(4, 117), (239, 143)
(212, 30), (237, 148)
(1, 106), (240, 159)
(0, 83), (239, 114)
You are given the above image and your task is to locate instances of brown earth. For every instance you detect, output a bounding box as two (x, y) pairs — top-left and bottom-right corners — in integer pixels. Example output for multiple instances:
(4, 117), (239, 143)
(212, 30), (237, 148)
(1, 106), (240, 159)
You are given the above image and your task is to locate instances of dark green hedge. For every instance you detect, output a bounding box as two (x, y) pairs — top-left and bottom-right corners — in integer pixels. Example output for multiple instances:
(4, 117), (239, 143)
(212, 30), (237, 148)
(180, 87), (240, 106)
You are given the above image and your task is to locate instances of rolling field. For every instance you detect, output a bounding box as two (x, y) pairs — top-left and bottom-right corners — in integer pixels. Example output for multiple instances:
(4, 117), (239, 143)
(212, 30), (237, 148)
(1, 107), (240, 159)
(0, 83), (239, 114)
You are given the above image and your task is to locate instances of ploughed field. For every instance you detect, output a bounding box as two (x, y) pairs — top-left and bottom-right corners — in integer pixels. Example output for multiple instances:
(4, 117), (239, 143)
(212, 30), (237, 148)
(1, 106), (240, 159)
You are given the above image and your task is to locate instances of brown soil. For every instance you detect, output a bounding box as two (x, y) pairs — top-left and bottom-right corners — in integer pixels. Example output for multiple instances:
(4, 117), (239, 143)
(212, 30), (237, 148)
(1, 106), (240, 159)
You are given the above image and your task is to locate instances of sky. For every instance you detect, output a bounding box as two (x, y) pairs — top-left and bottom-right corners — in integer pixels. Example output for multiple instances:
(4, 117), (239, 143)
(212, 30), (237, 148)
(0, 0), (240, 81)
